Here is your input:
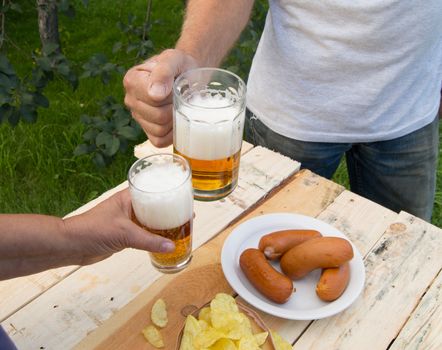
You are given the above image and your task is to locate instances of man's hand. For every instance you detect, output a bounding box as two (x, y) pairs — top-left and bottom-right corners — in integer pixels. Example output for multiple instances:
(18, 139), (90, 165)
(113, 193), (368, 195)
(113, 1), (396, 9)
(0, 189), (176, 280)
(64, 189), (176, 266)
(123, 49), (198, 147)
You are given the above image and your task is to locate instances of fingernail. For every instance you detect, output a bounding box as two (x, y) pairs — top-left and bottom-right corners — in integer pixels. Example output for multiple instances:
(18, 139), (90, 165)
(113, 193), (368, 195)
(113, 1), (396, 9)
(149, 83), (166, 98)
(160, 241), (175, 252)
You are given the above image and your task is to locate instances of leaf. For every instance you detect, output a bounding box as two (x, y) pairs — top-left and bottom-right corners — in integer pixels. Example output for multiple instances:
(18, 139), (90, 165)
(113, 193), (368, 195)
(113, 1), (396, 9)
(34, 92), (50, 108)
(126, 43), (139, 53)
(73, 143), (90, 156)
(118, 125), (140, 140)
(0, 55), (15, 75)
(57, 63), (70, 76)
(67, 72), (79, 90)
(0, 72), (13, 90)
(101, 71), (111, 85)
(8, 109), (20, 126)
(103, 135), (120, 157)
(20, 105), (38, 123)
(115, 115), (130, 129)
(80, 114), (91, 124)
(36, 57), (52, 72)
(21, 92), (34, 105)
(92, 152), (106, 168)
(83, 128), (98, 141)
(0, 87), (13, 104)
(80, 70), (92, 79)
(96, 131), (112, 147)
(42, 43), (59, 56)
(0, 104), (12, 123)
(112, 42), (123, 54)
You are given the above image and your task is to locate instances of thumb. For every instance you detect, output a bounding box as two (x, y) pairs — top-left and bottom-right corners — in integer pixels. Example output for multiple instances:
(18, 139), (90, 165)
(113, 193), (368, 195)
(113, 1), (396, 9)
(147, 49), (198, 101)
(122, 220), (176, 253)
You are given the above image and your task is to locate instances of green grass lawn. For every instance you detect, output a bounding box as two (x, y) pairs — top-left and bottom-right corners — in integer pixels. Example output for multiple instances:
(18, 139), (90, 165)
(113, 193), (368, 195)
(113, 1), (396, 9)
(1, 1), (441, 227)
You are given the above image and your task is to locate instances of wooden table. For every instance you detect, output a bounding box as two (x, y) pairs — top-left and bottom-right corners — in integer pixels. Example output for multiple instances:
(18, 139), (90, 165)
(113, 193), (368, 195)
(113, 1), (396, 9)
(1, 141), (441, 350)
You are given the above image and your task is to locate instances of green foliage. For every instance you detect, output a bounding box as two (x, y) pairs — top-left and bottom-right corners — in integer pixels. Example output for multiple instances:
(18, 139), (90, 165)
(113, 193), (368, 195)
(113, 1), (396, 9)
(0, 44), (76, 125)
(74, 96), (142, 167)
(0, 0), (154, 166)
(114, 14), (155, 59)
(81, 53), (125, 84)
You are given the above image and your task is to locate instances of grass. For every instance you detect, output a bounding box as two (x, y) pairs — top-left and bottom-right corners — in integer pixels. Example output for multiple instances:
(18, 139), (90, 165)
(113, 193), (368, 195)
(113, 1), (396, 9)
(0, 0), (184, 216)
(1, 1), (441, 227)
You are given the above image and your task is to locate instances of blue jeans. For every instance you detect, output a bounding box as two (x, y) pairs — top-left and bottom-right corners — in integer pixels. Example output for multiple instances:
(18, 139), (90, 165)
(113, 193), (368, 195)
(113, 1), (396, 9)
(0, 326), (17, 350)
(244, 110), (439, 221)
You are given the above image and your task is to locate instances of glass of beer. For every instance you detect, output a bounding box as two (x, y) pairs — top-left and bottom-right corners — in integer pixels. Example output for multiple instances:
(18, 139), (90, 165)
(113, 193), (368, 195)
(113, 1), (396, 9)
(128, 153), (193, 273)
(173, 68), (246, 201)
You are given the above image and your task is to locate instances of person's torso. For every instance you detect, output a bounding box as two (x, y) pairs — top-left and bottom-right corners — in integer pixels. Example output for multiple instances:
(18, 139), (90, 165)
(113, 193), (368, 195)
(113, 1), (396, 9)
(247, 0), (442, 142)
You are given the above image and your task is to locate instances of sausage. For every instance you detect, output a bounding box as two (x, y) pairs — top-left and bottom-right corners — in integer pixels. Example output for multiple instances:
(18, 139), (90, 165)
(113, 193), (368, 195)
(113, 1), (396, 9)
(280, 237), (354, 280)
(239, 248), (294, 304)
(258, 229), (322, 260)
(316, 262), (350, 302)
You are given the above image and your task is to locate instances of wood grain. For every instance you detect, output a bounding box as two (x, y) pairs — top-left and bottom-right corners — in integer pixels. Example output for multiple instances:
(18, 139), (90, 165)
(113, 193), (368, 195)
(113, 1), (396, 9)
(2, 146), (299, 350)
(74, 170), (344, 349)
(292, 212), (442, 350)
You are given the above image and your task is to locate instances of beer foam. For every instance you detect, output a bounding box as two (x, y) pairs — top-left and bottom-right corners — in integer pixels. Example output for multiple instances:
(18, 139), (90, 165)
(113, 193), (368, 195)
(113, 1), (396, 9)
(174, 93), (245, 160)
(130, 162), (193, 230)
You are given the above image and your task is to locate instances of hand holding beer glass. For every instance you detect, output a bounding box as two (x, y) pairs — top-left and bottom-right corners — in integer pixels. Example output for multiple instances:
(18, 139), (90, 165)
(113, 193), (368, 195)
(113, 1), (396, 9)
(173, 68), (246, 201)
(128, 154), (193, 273)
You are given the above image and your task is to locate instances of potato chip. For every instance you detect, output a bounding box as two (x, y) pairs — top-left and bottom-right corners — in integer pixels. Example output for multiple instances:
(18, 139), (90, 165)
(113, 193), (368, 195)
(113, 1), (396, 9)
(271, 331), (292, 350)
(194, 327), (225, 348)
(151, 298), (168, 328)
(211, 294), (239, 314)
(179, 293), (274, 350)
(179, 315), (201, 350)
(209, 338), (237, 350)
(225, 313), (252, 340)
(254, 332), (268, 346)
(199, 306), (212, 325)
(142, 325), (164, 348)
(237, 334), (260, 350)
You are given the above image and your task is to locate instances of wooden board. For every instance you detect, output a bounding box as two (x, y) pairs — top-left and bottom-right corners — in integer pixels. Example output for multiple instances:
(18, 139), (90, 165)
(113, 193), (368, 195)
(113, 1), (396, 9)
(0, 141), (253, 323)
(75, 169), (345, 350)
(390, 269), (442, 350)
(2, 145), (300, 350)
(292, 212), (442, 350)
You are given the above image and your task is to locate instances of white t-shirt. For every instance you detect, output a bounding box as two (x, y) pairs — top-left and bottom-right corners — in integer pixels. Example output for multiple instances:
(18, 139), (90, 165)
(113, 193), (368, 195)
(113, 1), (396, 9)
(247, 0), (442, 142)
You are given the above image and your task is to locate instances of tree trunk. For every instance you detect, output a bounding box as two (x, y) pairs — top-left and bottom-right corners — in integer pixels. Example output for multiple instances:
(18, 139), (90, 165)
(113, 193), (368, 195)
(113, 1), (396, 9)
(36, 0), (61, 51)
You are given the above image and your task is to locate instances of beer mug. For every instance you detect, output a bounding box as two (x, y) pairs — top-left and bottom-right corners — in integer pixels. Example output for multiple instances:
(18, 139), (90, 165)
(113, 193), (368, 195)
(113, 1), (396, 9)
(128, 153), (193, 273)
(173, 68), (246, 201)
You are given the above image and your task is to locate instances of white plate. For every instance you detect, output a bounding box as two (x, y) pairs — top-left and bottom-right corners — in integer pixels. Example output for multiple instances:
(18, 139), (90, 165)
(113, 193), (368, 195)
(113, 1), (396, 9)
(221, 213), (365, 320)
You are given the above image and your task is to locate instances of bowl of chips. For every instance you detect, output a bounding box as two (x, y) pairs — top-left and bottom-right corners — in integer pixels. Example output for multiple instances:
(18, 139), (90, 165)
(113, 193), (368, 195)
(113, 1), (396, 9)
(176, 293), (291, 349)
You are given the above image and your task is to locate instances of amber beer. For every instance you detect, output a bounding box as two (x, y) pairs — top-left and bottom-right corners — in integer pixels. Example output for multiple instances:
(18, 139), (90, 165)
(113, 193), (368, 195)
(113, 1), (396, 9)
(128, 154), (193, 273)
(131, 214), (192, 267)
(173, 68), (246, 201)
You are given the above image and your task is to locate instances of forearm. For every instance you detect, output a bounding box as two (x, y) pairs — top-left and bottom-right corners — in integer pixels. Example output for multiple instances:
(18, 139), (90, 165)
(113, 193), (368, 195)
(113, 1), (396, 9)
(0, 214), (81, 280)
(176, 0), (255, 67)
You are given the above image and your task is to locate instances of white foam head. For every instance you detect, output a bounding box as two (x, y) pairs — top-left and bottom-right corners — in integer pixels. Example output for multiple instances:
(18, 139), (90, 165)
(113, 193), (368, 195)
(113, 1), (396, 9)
(129, 161), (193, 230)
(174, 92), (245, 160)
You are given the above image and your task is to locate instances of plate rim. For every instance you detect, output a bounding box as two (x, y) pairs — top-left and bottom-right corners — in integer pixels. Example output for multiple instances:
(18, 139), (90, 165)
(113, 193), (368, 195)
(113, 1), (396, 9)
(221, 212), (366, 320)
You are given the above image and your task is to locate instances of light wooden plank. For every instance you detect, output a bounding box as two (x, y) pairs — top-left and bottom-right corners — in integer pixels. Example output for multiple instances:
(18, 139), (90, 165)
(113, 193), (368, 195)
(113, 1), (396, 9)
(389, 269), (442, 350)
(292, 212), (442, 350)
(2, 146), (299, 350)
(134, 139), (254, 159)
(0, 140), (251, 322)
(238, 190), (398, 341)
(74, 169), (345, 350)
